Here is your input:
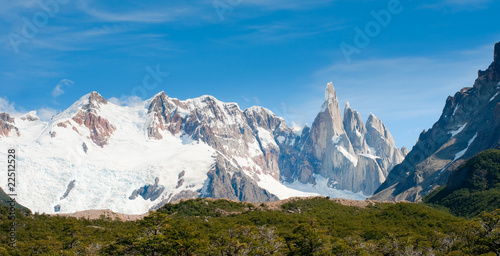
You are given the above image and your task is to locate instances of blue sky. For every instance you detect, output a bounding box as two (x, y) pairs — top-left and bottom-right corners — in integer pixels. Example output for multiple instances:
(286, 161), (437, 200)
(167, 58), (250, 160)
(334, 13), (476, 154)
(0, 0), (499, 149)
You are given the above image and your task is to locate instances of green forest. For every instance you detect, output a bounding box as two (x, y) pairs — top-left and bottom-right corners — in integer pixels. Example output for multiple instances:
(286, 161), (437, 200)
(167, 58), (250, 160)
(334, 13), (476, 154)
(424, 149), (500, 218)
(1, 149), (499, 255)
(0, 197), (498, 255)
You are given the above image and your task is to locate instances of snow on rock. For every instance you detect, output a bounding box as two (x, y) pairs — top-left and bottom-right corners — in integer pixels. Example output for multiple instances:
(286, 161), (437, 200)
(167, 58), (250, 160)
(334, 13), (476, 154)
(490, 92), (499, 102)
(452, 104), (460, 116)
(256, 127), (278, 149)
(284, 175), (366, 201)
(454, 133), (478, 161)
(0, 93), (216, 215)
(449, 123), (467, 137)
(331, 135), (341, 144)
(277, 136), (285, 144)
(359, 153), (380, 160)
(336, 145), (358, 167)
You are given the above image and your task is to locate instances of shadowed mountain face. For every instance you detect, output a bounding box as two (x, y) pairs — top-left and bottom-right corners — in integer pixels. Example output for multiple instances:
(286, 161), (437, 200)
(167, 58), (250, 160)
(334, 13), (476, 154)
(373, 42), (500, 202)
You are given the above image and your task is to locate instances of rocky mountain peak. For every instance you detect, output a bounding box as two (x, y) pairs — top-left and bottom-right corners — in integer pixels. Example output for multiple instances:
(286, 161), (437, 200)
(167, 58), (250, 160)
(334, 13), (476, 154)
(0, 113), (15, 123)
(344, 101), (351, 111)
(148, 91), (169, 113)
(367, 113), (393, 141)
(244, 106), (285, 131)
(146, 91), (183, 139)
(365, 112), (402, 164)
(320, 82), (344, 135)
(0, 113), (20, 137)
(71, 92), (116, 147)
(89, 91), (107, 103)
(156, 91), (167, 98)
(343, 102), (368, 154)
(401, 146), (410, 157)
(367, 112), (376, 121)
(85, 91), (107, 110)
(296, 82), (405, 195)
(245, 106), (276, 117)
(20, 111), (40, 121)
(478, 41), (500, 83)
(495, 42), (500, 63)
(325, 81), (337, 102)
(373, 42), (500, 202)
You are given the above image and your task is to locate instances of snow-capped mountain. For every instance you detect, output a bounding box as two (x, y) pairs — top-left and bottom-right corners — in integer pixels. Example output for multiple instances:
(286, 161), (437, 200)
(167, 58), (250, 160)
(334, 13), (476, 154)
(285, 83), (405, 195)
(0, 83), (403, 214)
(373, 42), (500, 202)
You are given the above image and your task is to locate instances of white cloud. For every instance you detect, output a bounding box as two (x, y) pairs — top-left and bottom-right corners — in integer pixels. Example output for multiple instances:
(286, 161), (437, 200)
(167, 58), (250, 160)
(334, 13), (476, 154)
(253, 97), (260, 105)
(0, 97), (23, 116)
(445, 0), (492, 4)
(37, 107), (59, 121)
(75, 0), (335, 25)
(239, 0), (334, 10)
(420, 0), (493, 10)
(52, 79), (75, 97)
(52, 85), (64, 97)
(0, 1), (40, 17)
(108, 95), (144, 107)
(291, 121), (305, 134)
(0, 98), (58, 121)
(76, 1), (204, 23)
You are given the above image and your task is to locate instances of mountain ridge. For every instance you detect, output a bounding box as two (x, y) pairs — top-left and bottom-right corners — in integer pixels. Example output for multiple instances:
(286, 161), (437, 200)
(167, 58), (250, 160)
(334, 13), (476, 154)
(0, 82), (402, 214)
(373, 41), (500, 202)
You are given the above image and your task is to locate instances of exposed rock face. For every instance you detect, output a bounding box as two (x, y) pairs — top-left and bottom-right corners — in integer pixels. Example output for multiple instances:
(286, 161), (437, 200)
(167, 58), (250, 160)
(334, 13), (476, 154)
(144, 84), (398, 198)
(1, 113), (16, 123)
(146, 92), (296, 180)
(60, 180), (76, 200)
(20, 111), (40, 121)
(169, 190), (199, 203)
(244, 106), (298, 180)
(0, 113), (20, 137)
(143, 82), (403, 197)
(365, 113), (404, 176)
(82, 142), (88, 154)
(343, 103), (368, 155)
(286, 83), (404, 195)
(401, 146), (410, 157)
(72, 92), (116, 147)
(373, 42), (500, 202)
(201, 155), (279, 203)
(129, 177), (165, 201)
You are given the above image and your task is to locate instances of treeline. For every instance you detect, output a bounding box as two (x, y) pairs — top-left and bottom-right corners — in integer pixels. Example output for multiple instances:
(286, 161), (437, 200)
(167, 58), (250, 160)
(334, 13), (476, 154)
(0, 197), (499, 255)
(424, 149), (500, 218)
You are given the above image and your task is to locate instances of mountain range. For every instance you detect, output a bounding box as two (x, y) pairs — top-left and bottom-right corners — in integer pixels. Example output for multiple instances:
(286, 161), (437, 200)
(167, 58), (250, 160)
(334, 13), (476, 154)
(2, 42), (499, 215)
(0, 83), (403, 214)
